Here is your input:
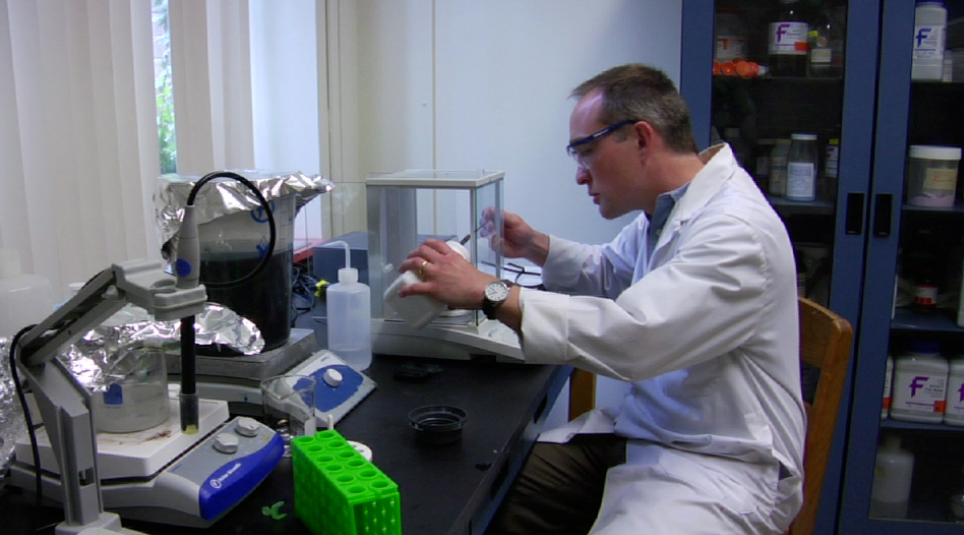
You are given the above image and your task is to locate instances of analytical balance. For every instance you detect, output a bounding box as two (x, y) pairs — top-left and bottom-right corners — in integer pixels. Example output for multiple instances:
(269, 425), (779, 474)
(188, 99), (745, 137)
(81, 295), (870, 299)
(366, 169), (523, 360)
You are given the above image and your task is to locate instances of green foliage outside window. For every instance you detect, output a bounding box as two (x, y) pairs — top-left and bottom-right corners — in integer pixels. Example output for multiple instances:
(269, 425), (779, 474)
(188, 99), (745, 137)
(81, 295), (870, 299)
(154, 0), (176, 174)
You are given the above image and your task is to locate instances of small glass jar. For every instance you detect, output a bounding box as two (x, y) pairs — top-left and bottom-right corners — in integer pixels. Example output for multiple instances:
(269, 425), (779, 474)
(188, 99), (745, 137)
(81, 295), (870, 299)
(786, 133), (819, 201)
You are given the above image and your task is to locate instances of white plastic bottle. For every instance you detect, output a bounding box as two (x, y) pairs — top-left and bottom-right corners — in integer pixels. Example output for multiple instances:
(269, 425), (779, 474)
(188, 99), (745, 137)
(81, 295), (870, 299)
(912, 1), (947, 81)
(325, 240), (372, 371)
(943, 356), (964, 426)
(383, 240), (470, 329)
(0, 249), (54, 339)
(870, 435), (915, 519)
(890, 340), (948, 423)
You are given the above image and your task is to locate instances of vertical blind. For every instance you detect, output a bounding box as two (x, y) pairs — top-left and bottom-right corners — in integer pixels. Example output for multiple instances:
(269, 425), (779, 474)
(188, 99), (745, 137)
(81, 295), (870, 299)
(169, 0), (254, 175)
(0, 0), (256, 301)
(0, 0), (160, 299)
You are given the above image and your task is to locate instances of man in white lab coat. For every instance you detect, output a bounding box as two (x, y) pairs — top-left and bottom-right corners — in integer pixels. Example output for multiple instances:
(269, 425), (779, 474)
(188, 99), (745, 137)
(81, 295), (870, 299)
(397, 63), (805, 534)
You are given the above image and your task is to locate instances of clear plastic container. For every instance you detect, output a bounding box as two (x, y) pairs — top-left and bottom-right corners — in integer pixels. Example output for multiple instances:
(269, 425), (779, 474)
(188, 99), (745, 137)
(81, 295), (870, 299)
(786, 133), (819, 201)
(905, 144), (961, 207)
(891, 340), (948, 423)
(870, 435), (915, 519)
(912, 1), (947, 81)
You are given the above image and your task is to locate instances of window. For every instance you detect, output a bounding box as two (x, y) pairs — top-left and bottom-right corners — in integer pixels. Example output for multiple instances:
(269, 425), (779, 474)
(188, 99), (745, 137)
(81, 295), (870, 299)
(153, 0), (176, 174)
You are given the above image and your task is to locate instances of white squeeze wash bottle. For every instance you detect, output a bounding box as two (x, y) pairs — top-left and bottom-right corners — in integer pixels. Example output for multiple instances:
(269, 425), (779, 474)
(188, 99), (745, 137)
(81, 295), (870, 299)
(325, 240), (372, 371)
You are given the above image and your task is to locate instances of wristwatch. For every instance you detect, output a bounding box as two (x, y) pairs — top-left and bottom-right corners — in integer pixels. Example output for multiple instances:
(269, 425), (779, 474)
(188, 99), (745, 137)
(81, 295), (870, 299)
(482, 279), (513, 320)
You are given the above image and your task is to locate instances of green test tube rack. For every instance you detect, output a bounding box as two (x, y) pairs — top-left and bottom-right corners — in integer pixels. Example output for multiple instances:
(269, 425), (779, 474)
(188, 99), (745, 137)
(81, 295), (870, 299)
(292, 429), (401, 535)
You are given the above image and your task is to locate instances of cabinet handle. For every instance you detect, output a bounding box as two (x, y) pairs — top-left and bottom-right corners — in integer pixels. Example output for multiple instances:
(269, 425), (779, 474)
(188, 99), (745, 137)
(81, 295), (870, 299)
(845, 193), (865, 235)
(873, 194), (893, 237)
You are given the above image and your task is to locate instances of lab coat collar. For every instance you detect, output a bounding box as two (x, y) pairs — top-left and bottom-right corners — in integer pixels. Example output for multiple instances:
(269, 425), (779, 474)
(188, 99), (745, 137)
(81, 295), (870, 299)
(648, 143), (736, 258)
(670, 143), (734, 224)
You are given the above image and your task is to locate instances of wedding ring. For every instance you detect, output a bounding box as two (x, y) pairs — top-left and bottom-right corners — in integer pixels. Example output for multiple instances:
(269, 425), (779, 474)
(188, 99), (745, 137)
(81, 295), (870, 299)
(419, 259), (429, 279)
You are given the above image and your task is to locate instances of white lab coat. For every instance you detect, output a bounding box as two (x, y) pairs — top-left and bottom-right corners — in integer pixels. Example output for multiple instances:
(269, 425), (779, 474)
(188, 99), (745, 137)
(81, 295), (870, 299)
(517, 144), (805, 534)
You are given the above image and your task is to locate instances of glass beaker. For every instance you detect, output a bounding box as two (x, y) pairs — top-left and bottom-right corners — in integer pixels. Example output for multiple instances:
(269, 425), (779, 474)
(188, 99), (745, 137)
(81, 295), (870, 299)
(91, 348), (170, 434)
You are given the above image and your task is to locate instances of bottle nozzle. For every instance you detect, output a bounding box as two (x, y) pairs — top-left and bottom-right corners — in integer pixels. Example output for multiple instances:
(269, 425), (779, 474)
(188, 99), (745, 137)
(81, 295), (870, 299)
(326, 240), (357, 282)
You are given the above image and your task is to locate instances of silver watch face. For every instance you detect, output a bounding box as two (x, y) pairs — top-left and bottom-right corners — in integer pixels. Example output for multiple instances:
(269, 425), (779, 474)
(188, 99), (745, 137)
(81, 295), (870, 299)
(485, 281), (510, 301)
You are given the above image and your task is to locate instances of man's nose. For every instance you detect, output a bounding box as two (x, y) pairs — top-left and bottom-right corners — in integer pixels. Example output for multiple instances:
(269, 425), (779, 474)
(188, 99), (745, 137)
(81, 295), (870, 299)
(575, 166), (591, 184)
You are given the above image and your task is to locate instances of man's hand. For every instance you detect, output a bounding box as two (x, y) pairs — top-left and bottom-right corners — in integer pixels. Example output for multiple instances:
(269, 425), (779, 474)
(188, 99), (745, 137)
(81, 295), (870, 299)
(397, 239), (497, 309)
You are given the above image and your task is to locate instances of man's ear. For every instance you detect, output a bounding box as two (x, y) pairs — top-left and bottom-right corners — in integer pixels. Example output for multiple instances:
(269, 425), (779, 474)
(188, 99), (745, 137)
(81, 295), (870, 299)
(633, 120), (656, 156)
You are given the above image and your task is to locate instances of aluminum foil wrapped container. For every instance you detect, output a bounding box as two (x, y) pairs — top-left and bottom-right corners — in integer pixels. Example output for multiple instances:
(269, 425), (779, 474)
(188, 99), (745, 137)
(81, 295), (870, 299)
(0, 303), (264, 448)
(155, 170), (331, 351)
(0, 302), (264, 464)
(63, 303), (264, 432)
(59, 303), (264, 393)
(154, 170), (332, 260)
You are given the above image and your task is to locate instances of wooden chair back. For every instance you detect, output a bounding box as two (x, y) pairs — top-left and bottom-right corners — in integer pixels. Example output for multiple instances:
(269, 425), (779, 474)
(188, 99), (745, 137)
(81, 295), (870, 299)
(568, 368), (596, 421)
(789, 297), (853, 535)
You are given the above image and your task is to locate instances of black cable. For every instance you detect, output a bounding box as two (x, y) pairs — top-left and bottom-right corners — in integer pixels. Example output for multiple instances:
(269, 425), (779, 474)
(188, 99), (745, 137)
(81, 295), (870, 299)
(290, 262), (318, 325)
(9, 323), (43, 532)
(480, 260), (545, 289)
(186, 171), (277, 290)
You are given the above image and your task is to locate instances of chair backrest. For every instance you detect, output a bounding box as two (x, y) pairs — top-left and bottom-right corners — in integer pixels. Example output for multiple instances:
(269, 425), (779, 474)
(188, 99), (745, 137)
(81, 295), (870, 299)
(566, 297), (854, 535)
(789, 297), (853, 535)
(568, 368), (596, 421)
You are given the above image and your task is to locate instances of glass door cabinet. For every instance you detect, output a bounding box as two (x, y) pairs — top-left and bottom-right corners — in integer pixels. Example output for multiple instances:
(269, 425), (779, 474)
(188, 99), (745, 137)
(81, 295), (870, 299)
(842, 0), (964, 533)
(684, 0), (964, 532)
